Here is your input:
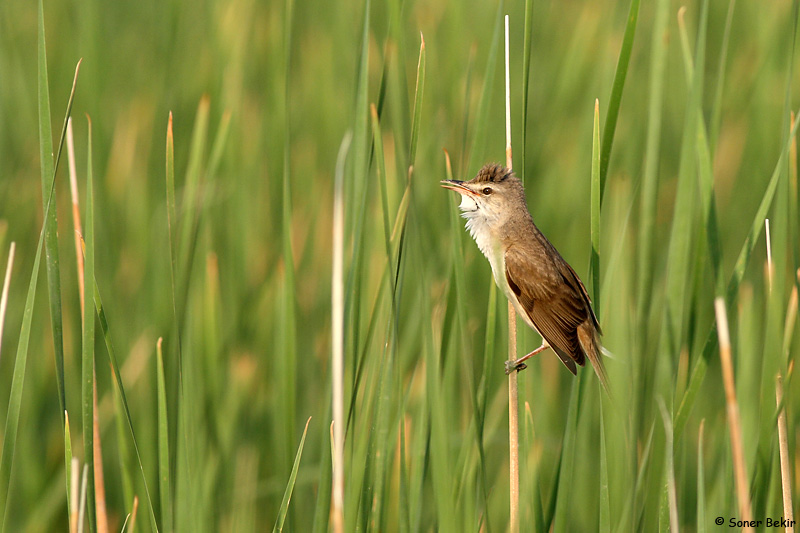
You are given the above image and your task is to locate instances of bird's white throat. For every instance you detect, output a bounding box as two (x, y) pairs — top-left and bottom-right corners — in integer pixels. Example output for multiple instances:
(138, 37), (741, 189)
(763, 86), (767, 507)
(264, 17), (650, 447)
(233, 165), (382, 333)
(458, 196), (505, 285)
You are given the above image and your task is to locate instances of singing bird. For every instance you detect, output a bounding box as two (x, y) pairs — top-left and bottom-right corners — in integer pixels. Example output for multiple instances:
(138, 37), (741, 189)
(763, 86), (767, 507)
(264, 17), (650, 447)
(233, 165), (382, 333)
(441, 163), (609, 393)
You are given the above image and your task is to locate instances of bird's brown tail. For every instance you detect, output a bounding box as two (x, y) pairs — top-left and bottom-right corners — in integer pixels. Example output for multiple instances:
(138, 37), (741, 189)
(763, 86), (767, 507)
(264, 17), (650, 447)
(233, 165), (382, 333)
(578, 323), (610, 396)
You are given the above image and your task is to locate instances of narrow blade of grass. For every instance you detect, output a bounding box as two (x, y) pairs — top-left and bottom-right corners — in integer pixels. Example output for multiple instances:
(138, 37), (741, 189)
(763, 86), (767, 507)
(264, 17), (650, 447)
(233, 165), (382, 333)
(272, 417), (311, 533)
(112, 384), (134, 517)
(0, 204), (46, 532)
(0, 41), (80, 532)
(667, 0), (708, 333)
(37, 0), (67, 421)
(674, 109), (800, 440)
(599, 404), (610, 533)
(156, 339), (172, 532)
(366, 105), (396, 530)
(552, 379), (581, 533)
(177, 97), (210, 279)
(590, 99), (601, 305)
(697, 420), (706, 533)
(94, 281), (159, 532)
(598, 0), (640, 206)
(343, 0), (371, 432)
(165, 112), (178, 329)
(520, 0), (534, 185)
(635, 0), (668, 319)
(657, 400), (678, 532)
(674, 3), (723, 295)
(81, 116), (97, 533)
(709, 0), (736, 151)
(466, 0), (504, 173)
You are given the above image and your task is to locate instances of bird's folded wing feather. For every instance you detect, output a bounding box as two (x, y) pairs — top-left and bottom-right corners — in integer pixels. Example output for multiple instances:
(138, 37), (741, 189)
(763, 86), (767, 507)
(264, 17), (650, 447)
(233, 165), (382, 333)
(504, 246), (588, 370)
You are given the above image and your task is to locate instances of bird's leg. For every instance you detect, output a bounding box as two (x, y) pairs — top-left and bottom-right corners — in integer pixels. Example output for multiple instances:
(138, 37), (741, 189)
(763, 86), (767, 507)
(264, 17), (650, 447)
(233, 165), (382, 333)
(505, 341), (550, 374)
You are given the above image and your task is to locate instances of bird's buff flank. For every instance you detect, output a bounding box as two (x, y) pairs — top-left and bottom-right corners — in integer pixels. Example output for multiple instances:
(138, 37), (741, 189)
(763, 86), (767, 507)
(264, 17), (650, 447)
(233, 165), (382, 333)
(441, 163), (610, 393)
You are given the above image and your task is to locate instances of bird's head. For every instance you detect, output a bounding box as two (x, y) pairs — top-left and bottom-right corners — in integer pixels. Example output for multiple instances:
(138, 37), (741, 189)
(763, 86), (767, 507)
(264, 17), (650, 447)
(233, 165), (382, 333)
(440, 163), (527, 229)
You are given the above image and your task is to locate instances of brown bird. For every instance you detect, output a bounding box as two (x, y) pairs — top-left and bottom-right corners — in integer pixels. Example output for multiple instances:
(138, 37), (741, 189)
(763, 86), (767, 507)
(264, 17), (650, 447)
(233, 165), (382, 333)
(441, 163), (609, 393)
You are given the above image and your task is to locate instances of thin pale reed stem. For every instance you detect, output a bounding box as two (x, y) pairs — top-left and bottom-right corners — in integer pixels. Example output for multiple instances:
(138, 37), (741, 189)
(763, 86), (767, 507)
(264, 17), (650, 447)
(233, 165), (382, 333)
(766, 218), (773, 293)
(128, 495), (139, 533)
(504, 14), (520, 533)
(714, 298), (752, 531)
(76, 464), (89, 533)
(776, 374), (794, 532)
(0, 242), (16, 364)
(331, 133), (350, 533)
(66, 119), (85, 315)
(70, 457), (79, 533)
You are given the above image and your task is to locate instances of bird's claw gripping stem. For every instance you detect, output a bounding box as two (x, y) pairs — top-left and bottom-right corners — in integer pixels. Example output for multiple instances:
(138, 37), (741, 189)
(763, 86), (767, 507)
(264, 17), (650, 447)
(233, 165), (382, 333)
(505, 360), (527, 374)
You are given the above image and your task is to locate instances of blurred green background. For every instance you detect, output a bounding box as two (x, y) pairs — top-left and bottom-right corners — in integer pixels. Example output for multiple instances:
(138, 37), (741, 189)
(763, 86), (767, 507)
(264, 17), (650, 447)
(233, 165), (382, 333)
(0, 0), (799, 530)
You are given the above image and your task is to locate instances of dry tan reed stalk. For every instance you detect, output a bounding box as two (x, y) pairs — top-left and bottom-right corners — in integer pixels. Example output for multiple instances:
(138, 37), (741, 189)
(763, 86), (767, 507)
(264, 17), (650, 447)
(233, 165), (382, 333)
(0, 242), (16, 364)
(128, 495), (139, 533)
(776, 374), (794, 532)
(331, 133), (350, 533)
(66, 119), (85, 315)
(70, 456), (79, 533)
(504, 14), (520, 533)
(714, 298), (753, 531)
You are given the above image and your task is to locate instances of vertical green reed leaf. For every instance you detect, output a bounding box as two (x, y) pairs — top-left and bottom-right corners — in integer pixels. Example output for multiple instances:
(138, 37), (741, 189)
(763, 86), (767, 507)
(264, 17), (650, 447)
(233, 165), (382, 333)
(444, 152), (489, 529)
(478, 282), (497, 427)
(590, 100), (601, 306)
(398, 416), (410, 533)
(367, 105), (399, 530)
(674, 112), (800, 440)
(675, 1), (723, 294)
(520, 0), (534, 184)
(709, 1), (736, 152)
(206, 111), (232, 180)
(657, 1), (708, 403)
(344, 0), (370, 403)
(697, 421), (706, 533)
(157, 340), (172, 532)
(37, 0), (67, 421)
(599, 0), (640, 206)
(177, 98), (209, 277)
(0, 230), (44, 530)
(466, 1), (504, 173)
(94, 282), (159, 531)
(657, 401), (678, 532)
(112, 386), (134, 514)
(373, 106), (394, 277)
(81, 117), (96, 533)
(599, 406), (610, 533)
(310, 409), (332, 533)
(552, 379), (580, 533)
(2, 49), (79, 529)
(636, 0), (668, 318)
(273, 418), (311, 533)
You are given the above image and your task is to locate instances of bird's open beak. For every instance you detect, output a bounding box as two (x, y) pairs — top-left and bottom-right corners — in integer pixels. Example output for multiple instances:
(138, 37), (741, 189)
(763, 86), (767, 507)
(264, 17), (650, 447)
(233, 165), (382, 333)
(440, 180), (475, 196)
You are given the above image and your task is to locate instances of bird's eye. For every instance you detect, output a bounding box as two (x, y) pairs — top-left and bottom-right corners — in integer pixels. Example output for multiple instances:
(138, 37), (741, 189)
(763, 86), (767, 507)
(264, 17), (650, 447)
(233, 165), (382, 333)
(482, 187), (492, 195)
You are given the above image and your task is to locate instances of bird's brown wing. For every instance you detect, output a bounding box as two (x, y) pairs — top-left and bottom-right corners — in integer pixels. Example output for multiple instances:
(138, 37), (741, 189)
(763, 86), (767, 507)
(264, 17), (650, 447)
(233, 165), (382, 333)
(504, 245), (589, 373)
